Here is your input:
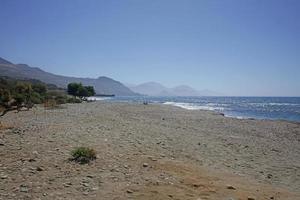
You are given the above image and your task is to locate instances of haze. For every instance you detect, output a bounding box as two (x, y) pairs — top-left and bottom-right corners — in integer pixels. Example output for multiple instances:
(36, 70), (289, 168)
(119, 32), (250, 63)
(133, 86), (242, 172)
(0, 0), (299, 96)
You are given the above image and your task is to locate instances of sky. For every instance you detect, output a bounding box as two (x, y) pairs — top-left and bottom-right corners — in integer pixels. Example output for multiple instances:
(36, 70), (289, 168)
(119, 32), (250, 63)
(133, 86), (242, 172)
(0, 0), (299, 96)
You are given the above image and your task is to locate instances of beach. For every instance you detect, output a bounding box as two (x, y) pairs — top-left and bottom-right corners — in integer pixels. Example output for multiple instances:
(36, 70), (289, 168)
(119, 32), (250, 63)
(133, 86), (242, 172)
(0, 101), (299, 200)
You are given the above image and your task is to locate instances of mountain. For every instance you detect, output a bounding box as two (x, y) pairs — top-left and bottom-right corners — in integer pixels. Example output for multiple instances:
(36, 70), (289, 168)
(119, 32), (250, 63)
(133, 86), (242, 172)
(129, 82), (168, 96)
(0, 57), (136, 96)
(128, 82), (221, 96)
(0, 57), (13, 65)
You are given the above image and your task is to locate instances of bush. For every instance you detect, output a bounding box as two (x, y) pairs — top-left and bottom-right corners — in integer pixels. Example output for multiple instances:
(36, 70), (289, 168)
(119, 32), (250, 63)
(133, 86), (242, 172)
(30, 92), (43, 104)
(67, 97), (82, 103)
(45, 90), (68, 105)
(71, 147), (96, 164)
(32, 83), (47, 95)
(55, 95), (67, 104)
(0, 89), (11, 104)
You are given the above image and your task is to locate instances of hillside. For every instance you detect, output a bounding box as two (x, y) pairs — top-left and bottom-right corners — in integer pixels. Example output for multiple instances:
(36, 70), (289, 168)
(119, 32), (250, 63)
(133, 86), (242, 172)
(0, 57), (136, 96)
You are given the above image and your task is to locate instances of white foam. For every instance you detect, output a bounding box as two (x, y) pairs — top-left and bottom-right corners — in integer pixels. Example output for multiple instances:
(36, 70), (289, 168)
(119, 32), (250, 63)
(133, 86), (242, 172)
(163, 102), (225, 111)
(87, 97), (112, 101)
(224, 114), (249, 119)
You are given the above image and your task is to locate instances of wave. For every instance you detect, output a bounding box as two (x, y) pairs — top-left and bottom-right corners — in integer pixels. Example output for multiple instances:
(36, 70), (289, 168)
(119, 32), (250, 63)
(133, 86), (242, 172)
(249, 102), (299, 106)
(163, 102), (225, 111)
(87, 97), (112, 101)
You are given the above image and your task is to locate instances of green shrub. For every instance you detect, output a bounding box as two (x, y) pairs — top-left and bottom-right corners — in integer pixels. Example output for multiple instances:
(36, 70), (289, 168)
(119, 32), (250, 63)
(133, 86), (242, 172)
(71, 147), (96, 164)
(30, 92), (43, 104)
(55, 95), (67, 104)
(45, 90), (65, 99)
(14, 93), (25, 105)
(67, 97), (82, 103)
(0, 89), (11, 103)
(45, 90), (68, 105)
(32, 83), (47, 95)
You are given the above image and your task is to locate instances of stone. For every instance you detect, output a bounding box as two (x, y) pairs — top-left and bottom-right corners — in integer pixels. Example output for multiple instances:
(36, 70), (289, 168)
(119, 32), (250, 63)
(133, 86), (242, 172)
(126, 189), (134, 193)
(248, 197), (256, 200)
(267, 174), (273, 179)
(36, 166), (44, 171)
(20, 185), (29, 193)
(1, 175), (8, 179)
(33, 151), (39, 155)
(82, 183), (89, 187)
(143, 163), (149, 167)
(151, 157), (157, 161)
(28, 158), (36, 162)
(226, 185), (236, 190)
(91, 187), (99, 191)
(63, 182), (72, 187)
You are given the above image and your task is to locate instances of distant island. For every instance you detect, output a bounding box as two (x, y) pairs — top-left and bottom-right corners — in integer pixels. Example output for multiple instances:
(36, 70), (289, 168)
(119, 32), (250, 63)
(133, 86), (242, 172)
(127, 82), (222, 96)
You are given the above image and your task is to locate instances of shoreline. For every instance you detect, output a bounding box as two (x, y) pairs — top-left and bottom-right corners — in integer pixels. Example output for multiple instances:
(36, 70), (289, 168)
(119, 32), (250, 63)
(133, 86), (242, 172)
(0, 101), (299, 199)
(115, 100), (300, 123)
(89, 95), (300, 123)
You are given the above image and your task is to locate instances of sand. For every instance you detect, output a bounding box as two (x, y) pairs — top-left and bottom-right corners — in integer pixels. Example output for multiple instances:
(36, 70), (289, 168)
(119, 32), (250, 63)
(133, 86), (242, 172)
(0, 101), (299, 200)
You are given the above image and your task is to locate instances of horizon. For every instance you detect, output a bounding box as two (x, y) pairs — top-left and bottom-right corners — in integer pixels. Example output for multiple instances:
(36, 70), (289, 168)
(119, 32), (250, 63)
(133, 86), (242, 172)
(0, 0), (299, 96)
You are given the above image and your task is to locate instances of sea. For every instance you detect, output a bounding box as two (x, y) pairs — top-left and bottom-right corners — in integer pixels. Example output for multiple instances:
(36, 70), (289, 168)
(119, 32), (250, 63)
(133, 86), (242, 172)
(90, 96), (300, 122)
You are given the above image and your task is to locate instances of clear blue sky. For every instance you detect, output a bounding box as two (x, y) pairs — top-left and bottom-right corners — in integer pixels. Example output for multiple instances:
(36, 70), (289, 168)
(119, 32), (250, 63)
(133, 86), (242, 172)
(0, 0), (299, 96)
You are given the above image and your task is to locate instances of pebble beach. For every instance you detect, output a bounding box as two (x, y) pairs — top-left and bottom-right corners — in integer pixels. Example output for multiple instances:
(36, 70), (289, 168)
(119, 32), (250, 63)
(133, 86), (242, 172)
(0, 102), (299, 200)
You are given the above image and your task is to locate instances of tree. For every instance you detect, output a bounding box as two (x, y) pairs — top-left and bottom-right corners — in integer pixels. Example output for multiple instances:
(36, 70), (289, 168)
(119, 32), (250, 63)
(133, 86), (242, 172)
(78, 86), (89, 98)
(67, 82), (95, 99)
(67, 82), (81, 97)
(85, 86), (95, 96)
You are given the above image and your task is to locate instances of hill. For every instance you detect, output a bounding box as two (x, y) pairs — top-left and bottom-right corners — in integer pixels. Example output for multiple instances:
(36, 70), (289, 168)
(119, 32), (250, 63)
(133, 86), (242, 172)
(0, 57), (136, 96)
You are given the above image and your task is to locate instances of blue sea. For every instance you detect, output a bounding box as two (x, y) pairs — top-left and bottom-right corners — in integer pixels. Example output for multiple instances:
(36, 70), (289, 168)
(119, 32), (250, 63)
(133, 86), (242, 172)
(93, 96), (300, 122)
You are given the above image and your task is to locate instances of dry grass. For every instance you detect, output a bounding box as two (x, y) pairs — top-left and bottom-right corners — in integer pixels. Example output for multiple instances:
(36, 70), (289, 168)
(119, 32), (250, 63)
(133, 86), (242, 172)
(43, 99), (64, 109)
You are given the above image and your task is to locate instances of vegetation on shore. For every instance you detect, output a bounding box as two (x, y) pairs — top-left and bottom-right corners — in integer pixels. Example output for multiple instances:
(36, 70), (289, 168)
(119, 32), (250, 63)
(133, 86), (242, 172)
(0, 77), (95, 116)
(67, 82), (95, 100)
(0, 77), (55, 115)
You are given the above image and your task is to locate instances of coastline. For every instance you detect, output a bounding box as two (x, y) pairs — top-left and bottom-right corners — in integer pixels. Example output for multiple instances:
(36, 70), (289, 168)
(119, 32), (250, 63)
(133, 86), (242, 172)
(0, 101), (299, 199)
(105, 96), (300, 122)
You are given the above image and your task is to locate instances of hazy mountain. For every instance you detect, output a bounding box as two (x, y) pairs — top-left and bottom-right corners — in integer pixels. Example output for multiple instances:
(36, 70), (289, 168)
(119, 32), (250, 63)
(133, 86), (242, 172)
(129, 82), (168, 96)
(0, 57), (137, 96)
(129, 82), (221, 96)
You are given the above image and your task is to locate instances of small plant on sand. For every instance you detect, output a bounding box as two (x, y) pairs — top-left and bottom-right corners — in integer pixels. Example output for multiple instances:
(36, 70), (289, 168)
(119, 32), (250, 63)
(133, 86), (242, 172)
(71, 147), (96, 164)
